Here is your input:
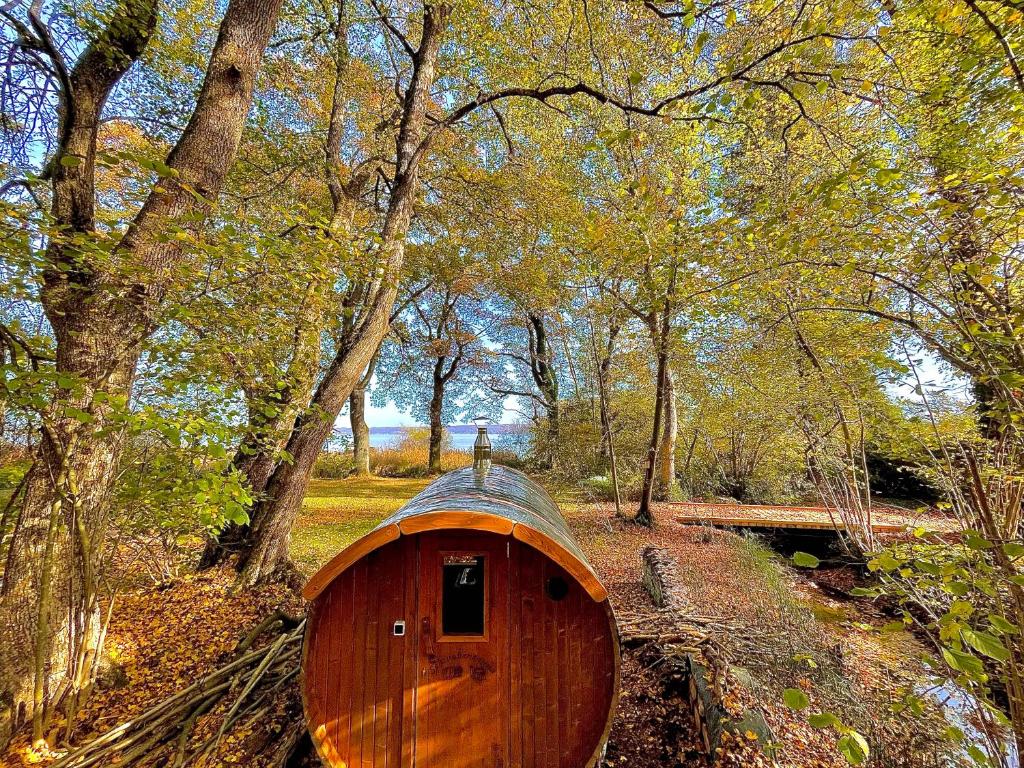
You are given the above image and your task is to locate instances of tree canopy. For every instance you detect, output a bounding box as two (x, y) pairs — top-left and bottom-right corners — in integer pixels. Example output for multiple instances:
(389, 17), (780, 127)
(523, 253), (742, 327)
(1, 0), (1023, 763)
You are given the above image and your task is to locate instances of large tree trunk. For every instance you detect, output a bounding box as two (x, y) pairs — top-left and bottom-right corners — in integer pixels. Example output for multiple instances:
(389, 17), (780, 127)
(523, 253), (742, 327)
(199, 298), (325, 570)
(655, 369), (677, 501)
(350, 387), (371, 476)
(233, 2), (451, 587)
(1, 342), (137, 747)
(201, 0), (354, 571)
(0, 0), (284, 745)
(197, 389), (303, 569)
(428, 364), (445, 473)
(0, 0), (157, 745)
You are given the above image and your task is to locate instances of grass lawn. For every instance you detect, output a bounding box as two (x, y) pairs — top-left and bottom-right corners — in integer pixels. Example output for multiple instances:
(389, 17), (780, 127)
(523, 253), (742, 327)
(290, 476), (431, 572)
(290, 473), (583, 573)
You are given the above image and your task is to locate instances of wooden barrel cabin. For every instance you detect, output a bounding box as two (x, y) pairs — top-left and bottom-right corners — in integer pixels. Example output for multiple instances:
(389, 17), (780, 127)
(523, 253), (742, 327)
(301, 434), (619, 768)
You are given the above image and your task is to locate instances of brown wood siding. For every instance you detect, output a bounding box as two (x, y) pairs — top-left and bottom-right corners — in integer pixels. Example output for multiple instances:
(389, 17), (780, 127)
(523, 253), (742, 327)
(305, 536), (414, 768)
(303, 532), (617, 768)
(511, 541), (616, 768)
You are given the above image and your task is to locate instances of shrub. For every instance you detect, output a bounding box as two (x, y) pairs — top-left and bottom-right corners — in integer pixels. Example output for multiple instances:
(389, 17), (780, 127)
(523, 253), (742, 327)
(372, 441), (472, 477)
(313, 451), (353, 479)
(313, 428), (527, 479)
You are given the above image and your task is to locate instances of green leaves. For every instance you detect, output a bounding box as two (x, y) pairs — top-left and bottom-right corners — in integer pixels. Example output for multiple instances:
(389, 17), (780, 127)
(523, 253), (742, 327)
(792, 551), (820, 568)
(867, 551), (901, 572)
(783, 688), (810, 710)
(942, 647), (986, 677)
(987, 614), (1019, 636)
(800, 708), (870, 765)
(808, 712), (841, 728)
(961, 628), (1010, 663)
(837, 731), (869, 765)
(1002, 542), (1024, 560)
(964, 533), (994, 551)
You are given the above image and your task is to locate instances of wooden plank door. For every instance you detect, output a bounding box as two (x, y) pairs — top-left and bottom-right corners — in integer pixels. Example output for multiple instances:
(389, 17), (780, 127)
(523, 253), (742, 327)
(304, 536), (415, 768)
(414, 531), (510, 768)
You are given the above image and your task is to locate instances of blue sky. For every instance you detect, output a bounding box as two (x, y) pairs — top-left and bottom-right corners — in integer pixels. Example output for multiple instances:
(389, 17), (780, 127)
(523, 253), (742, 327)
(362, 399), (422, 426)
(354, 395), (522, 427)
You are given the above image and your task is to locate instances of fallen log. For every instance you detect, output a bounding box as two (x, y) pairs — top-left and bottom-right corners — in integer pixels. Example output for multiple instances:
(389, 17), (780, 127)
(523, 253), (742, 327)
(638, 545), (777, 761)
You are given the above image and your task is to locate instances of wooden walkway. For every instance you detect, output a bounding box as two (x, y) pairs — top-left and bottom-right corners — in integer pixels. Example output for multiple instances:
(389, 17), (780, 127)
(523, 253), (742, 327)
(670, 501), (933, 534)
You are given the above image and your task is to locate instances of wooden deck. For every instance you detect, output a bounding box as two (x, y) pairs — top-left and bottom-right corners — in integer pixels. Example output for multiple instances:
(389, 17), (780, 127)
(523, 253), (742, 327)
(670, 501), (939, 534)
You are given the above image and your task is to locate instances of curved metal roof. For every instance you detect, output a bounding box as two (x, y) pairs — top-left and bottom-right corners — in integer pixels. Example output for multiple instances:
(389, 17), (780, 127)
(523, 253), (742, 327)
(302, 465), (607, 602)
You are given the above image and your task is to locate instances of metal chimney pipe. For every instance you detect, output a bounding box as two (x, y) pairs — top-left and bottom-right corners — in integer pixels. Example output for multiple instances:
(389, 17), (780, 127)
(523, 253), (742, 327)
(472, 419), (491, 473)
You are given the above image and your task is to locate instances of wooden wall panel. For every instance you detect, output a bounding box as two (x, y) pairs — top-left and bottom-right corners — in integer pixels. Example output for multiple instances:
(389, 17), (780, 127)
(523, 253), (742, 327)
(414, 531), (510, 768)
(305, 538), (413, 768)
(510, 541), (616, 768)
(304, 533), (617, 768)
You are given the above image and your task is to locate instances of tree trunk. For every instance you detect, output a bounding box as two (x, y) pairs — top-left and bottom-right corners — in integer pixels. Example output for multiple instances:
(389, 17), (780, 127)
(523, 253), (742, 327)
(636, 341), (667, 527)
(589, 314), (622, 518)
(197, 386), (307, 570)
(655, 368), (677, 501)
(544, 399), (558, 454)
(527, 312), (559, 468)
(350, 349), (378, 477)
(598, 395), (611, 459)
(350, 387), (371, 476)
(1, 345), (135, 746)
(200, 0), (352, 571)
(428, 363), (445, 473)
(0, 0), (284, 745)
(636, 261), (677, 527)
(233, 2), (451, 587)
(597, 324), (619, 460)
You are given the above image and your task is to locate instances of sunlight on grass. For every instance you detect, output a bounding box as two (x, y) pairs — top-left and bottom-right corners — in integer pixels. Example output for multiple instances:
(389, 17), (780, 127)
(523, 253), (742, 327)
(291, 473), (590, 574)
(291, 476), (431, 573)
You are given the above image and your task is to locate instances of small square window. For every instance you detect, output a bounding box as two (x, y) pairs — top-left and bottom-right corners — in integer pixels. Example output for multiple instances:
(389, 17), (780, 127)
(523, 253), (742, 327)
(442, 555), (485, 636)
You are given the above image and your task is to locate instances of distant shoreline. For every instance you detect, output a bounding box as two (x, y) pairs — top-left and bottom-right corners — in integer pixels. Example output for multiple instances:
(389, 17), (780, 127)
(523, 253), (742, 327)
(334, 424), (525, 435)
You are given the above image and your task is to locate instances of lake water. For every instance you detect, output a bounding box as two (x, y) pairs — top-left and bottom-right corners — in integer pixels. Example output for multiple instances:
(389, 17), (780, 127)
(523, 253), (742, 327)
(916, 680), (1018, 767)
(331, 427), (528, 455)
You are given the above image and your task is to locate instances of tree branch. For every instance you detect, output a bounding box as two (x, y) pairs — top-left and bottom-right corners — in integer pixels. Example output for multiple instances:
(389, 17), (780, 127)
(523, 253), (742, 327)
(963, 0), (1024, 95)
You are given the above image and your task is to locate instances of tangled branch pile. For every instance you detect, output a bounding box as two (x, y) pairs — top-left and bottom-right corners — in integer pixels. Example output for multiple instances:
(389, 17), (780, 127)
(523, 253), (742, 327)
(53, 612), (307, 768)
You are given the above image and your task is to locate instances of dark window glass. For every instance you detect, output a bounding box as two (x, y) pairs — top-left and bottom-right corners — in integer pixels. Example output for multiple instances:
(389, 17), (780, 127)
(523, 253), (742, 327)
(442, 555), (485, 636)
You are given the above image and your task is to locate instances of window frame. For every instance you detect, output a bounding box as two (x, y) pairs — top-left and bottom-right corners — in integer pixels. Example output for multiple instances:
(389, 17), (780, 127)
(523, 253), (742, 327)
(438, 551), (489, 643)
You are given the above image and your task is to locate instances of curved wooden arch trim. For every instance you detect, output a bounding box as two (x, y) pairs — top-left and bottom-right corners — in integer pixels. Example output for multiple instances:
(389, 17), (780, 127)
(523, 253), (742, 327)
(301, 522), (400, 601)
(396, 510), (516, 536)
(511, 523), (608, 602)
(301, 512), (608, 603)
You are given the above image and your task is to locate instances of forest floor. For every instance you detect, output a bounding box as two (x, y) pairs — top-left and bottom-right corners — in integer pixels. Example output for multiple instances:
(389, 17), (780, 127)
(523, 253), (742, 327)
(1, 475), (959, 768)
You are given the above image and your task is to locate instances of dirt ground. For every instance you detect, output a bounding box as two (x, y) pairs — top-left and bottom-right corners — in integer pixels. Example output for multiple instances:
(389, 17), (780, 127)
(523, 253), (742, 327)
(566, 502), (955, 768)
(1, 478), (958, 768)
